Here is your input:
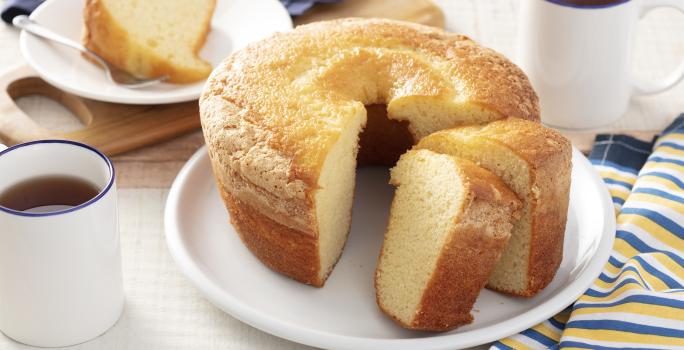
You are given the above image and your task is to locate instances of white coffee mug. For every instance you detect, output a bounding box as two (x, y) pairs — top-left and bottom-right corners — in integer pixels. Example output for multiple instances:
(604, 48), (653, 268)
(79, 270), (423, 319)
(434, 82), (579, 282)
(517, 0), (684, 129)
(0, 140), (123, 347)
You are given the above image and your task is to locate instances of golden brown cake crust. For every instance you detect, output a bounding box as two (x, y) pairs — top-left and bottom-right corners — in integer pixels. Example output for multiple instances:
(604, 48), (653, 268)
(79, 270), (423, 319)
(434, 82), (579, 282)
(201, 17), (540, 199)
(409, 215), (510, 331)
(462, 119), (571, 297)
(82, 0), (215, 83)
(417, 119), (572, 297)
(219, 185), (322, 286)
(376, 157), (522, 331)
(200, 18), (540, 287)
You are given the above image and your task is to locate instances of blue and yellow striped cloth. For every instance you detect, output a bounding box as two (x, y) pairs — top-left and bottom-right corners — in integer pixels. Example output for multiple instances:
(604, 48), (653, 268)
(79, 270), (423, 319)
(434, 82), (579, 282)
(492, 115), (684, 350)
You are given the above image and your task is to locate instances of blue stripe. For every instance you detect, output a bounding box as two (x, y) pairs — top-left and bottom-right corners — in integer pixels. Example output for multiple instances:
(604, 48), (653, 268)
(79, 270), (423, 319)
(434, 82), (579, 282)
(648, 155), (684, 168)
(559, 340), (661, 350)
(547, 316), (566, 330)
(662, 251), (684, 270)
(632, 187), (684, 204)
(603, 177), (634, 189)
(664, 289), (684, 294)
(607, 234), (684, 279)
(619, 207), (684, 239)
(566, 319), (684, 338)
(612, 196), (626, 205)
(598, 266), (649, 288)
(608, 234), (684, 288)
(615, 230), (658, 255)
(591, 159), (641, 175)
(658, 141), (684, 151)
(631, 255), (683, 289)
(615, 233), (684, 267)
(608, 255), (626, 269)
(662, 115), (684, 135)
(574, 294), (684, 310)
(520, 328), (557, 347)
(638, 171), (684, 190)
(490, 342), (515, 350)
(584, 279), (645, 298)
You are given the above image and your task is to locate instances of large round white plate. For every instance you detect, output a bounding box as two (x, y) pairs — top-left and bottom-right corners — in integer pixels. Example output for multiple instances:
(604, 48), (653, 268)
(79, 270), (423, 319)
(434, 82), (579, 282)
(165, 147), (615, 350)
(19, 0), (292, 105)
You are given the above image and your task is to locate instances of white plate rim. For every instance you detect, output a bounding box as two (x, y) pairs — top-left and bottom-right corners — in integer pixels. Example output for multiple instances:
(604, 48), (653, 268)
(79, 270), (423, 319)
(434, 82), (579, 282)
(164, 146), (616, 350)
(18, 0), (293, 105)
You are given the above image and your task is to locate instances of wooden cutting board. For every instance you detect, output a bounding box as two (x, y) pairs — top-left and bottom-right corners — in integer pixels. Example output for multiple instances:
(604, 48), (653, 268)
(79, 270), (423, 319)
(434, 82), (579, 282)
(295, 0), (445, 28)
(0, 64), (200, 156)
(0, 0), (445, 156)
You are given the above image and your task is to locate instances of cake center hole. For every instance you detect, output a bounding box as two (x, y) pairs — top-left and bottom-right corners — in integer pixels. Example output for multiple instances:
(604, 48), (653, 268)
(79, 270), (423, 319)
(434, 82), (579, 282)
(357, 104), (414, 167)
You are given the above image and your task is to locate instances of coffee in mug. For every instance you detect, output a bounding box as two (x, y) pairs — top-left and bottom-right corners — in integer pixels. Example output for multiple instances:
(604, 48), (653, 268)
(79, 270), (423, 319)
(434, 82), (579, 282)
(559, 0), (625, 6)
(0, 175), (100, 213)
(517, 0), (684, 129)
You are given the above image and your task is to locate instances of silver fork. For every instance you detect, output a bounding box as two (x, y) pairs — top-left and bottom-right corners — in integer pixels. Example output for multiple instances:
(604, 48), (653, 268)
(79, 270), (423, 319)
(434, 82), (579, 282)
(12, 15), (168, 88)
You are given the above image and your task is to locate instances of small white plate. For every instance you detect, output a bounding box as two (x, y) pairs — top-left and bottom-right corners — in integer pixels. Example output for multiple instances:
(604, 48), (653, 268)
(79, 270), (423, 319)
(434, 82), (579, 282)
(165, 147), (615, 350)
(19, 0), (292, 105)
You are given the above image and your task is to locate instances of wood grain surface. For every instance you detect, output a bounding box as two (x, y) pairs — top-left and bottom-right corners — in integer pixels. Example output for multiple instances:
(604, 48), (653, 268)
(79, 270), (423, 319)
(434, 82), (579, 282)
(0, 64), (200, 156)
(294, 0), (445, 28)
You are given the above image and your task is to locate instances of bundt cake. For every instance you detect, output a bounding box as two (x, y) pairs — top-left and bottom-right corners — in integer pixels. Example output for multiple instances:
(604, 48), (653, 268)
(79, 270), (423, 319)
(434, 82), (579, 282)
(200, 18), (540, 287)
(375, 149), (521, 331)
(83, 0), (215, 83)
(416, 118), (572, 296)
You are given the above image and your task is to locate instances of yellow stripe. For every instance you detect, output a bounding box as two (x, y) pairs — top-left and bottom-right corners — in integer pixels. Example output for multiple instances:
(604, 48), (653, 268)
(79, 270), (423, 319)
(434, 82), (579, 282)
(661, 134), (684, 141)
(609, 187), (630, 202)
(628, 192), (684, 215)
(499, 338), (534, 350)
(642, 161), (684, 174)
(609, 240), (678, 291)
(580, 283), (645, 303)
(658, 134), (684, 143)
(572, 303), (684, 321)
(617, 214), (684, 251)
(656, 145), (684, 158)
(600, 170), (637, 185)
(612, 237), (642, 261)
(592, 269), (651, 292)
(563, 328), (684, 346)
(553, 310), (571, 324)
(604, 261), (622, 276)
(653, 253), (684, 281)
(531, 323), (562, 342)
(638, 174), (682, 192)
(629, 257), (671, 291)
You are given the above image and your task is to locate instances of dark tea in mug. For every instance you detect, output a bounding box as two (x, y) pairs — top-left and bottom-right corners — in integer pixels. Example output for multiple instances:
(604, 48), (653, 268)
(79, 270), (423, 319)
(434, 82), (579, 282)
(0, 175), (100, 212)
(553, 0), (626, 6)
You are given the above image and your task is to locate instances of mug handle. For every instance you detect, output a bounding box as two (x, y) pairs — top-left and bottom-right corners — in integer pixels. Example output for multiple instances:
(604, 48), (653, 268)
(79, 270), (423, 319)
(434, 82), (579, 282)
(633, 0), (684, 95)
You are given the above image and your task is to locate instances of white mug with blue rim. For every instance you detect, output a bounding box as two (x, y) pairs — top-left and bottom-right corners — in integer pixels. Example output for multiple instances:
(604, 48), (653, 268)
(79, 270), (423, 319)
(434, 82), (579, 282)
(517, 0), (684, 129)
(0, 140), (123, 347)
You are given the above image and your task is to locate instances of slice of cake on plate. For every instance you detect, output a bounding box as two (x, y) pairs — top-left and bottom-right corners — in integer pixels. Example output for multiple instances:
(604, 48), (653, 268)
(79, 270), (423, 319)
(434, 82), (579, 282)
(83, 0), (215, 83)
(375, 149), (522, 331)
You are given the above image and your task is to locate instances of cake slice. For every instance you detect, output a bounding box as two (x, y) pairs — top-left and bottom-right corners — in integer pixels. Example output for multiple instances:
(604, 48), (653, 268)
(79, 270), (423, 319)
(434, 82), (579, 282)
(83, 0), (215, 83)
(416, 118), (572, 297)
(375, 149), (521, 331)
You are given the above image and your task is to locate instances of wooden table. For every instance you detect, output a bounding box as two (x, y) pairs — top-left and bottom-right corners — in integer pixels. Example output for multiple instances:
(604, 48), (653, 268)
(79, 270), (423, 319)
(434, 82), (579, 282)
(1, 1), (683, 349)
